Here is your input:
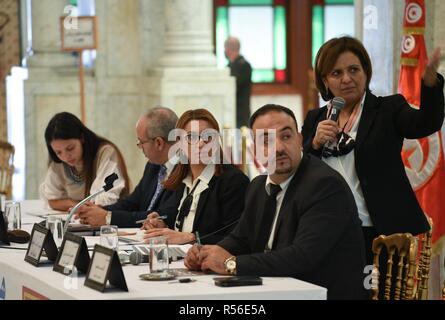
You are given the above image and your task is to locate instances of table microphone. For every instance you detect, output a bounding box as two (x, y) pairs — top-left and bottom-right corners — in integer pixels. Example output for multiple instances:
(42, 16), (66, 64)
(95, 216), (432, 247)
(63, 173), (119, 233)
(130, 251), (149, 265)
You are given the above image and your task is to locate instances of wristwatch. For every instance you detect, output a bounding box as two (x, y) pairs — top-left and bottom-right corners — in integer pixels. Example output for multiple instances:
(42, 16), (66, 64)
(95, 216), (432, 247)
(105, 211), (112, 225)
(224, 256), (237, 275)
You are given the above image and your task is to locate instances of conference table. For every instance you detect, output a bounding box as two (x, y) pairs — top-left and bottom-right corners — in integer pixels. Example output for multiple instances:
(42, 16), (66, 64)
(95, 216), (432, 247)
(0, 200), (327, 300)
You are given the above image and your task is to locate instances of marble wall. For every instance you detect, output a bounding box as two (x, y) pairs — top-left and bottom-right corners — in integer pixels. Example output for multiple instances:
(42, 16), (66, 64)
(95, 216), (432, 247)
(24, 0), (235, 198)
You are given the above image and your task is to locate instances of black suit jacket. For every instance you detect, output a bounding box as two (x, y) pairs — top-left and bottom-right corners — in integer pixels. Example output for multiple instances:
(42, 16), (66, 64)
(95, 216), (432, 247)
(301, 75), (445, 236)
(104, 163), (175, 228)
(218, 155), (366, 300)
(229, 55), (252, 127)
(160, 165), (250, 245)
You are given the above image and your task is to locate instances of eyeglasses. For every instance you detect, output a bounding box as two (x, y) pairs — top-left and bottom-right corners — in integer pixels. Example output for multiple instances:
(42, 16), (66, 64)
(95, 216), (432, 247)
(185, 132), (219, 145)
(136, 137), (160, 148)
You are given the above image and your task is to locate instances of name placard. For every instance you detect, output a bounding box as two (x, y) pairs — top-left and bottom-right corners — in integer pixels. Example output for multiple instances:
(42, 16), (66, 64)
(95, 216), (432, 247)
(53, 232), (90, 275)
(0, 211), (10, 245)
(85, 244), (128, 292)
(60, 16), (97, 51)
(24, 223), (59, 266)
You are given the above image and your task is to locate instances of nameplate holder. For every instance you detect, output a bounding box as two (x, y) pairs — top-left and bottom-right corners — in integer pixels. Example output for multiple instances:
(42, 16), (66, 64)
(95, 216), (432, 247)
(84, 244), (128, 292)
(24, 223), (59, 266)
(0, 211), (10, 245)
(53, 232), (90, 275)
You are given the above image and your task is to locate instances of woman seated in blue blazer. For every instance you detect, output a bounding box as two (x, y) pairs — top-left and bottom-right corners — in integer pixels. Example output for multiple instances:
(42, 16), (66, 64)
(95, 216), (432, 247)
(142, 109), (250, 245)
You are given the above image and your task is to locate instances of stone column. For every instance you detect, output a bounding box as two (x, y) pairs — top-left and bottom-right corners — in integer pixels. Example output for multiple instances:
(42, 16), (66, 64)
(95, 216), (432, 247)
(27, 0), (74, 68)
(24, 0), (82, 198)
(159, 0), (216, 67)
(151, 0), (235, 129)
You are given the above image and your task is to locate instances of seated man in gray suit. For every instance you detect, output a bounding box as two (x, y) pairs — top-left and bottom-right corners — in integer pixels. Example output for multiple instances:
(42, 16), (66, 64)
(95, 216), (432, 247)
(185, 104), (366, 300)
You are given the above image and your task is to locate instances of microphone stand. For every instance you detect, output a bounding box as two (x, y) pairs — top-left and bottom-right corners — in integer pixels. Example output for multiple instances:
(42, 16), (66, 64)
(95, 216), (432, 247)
(63, 173), (118, 234)
(63, 189), (105, 234)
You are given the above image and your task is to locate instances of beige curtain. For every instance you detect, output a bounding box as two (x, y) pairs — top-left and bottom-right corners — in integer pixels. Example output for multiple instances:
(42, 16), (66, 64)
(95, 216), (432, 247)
(0, 0), (20, 141)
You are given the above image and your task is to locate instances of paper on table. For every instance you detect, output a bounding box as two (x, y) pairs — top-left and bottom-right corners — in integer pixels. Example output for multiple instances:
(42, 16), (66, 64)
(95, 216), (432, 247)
(25, 207), (67, 218)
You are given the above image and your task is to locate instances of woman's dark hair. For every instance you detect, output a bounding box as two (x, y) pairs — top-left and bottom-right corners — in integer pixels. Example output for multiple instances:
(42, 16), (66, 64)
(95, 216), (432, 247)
(163, 109), (224, 190)
(44, 112), (130, 197)
(314, 36), (373, 101)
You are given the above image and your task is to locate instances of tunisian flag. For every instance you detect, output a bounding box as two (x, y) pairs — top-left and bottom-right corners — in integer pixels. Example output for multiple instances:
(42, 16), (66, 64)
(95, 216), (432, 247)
(399, 0), (445, 253)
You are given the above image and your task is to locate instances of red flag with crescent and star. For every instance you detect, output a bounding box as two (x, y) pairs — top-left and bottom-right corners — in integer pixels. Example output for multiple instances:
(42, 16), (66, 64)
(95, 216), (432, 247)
(399, 0), (445, 252)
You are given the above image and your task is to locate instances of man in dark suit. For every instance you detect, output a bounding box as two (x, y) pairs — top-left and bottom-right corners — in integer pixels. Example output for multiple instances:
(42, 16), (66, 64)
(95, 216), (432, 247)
(185, 104), (366, 300)
(75, 107), (178, 227)
(225, 37), (252, 128)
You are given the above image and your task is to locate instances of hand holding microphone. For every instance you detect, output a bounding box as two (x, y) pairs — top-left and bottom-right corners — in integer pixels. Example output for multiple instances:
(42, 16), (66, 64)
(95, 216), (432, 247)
(312, 97), (346, 150)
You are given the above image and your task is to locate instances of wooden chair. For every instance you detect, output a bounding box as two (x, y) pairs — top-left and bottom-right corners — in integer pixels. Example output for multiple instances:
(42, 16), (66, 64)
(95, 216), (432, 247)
(0, 141), (14, 198)
(371, 233), (417, 300)
(415, 218), (433, 300)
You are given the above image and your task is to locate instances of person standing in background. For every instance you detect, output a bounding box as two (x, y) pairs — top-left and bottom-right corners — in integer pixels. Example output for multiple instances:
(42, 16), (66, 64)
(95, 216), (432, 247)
(225, 36), (252, 128)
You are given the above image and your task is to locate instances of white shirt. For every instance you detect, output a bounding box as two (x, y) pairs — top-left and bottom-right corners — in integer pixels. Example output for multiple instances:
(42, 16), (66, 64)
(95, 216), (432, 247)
(39, 144), (127, 206)
(264, 172), (296, 251)
(323, 94), (372, 226)
(164, 154), (179, 178)
(174, 164), (215, 233)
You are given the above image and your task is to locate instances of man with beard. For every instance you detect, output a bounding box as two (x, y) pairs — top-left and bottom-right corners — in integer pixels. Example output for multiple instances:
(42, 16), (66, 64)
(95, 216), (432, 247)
(184, 104), (366, 300)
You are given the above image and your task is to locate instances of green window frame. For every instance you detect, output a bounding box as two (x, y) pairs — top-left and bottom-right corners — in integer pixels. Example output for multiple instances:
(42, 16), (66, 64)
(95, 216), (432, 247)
(215, 0), (288, 84)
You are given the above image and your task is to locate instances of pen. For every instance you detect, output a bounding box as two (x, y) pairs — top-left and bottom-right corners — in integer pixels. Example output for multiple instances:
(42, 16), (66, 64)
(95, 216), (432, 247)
(135, 215), (167, 224)
(195, 231), (202, 248)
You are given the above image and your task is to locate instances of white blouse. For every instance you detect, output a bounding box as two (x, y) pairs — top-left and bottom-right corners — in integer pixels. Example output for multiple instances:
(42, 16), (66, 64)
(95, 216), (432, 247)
(322, 94), (372, 227)
(174, 164), (215, 233)
(39, 144), (127, 206)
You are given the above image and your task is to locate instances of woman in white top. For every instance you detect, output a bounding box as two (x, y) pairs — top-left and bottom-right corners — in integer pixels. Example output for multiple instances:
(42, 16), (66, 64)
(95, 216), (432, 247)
(40, 112), (130, 211)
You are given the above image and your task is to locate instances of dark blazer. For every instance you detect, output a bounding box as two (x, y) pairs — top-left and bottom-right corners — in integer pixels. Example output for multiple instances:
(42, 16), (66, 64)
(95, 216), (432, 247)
(104, 163), (175, 228)
(301, 74), (444, 236)
(218, 154), (366, 300)
(229, 55), (252, 127)
(160, 165), (250, 245)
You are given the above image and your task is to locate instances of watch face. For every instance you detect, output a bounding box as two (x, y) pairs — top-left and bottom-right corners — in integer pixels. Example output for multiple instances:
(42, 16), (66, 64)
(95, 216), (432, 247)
(227, 259), (236, 269)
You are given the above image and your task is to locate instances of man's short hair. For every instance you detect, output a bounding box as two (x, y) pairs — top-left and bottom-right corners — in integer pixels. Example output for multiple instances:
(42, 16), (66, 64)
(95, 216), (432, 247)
(224, 36), (240, 52)
(145, 107), (178, 142)
(249, 104), (298, 130)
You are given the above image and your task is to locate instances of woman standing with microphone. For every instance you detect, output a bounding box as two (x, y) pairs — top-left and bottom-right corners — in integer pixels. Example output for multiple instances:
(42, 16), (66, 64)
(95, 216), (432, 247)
(302, 36), (444, 266)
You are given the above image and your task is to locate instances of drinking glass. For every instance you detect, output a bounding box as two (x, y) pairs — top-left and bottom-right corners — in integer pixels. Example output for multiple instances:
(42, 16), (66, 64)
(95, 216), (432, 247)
(5, 201), (21, 230)
(100, 225), (119, 251)
(149, 236), (169, 273)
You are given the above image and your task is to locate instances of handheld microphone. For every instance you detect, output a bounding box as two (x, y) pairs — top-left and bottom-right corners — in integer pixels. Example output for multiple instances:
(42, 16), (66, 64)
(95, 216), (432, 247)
(63, 173), (119, 233)
(323, 97), (346, 153)
(129, 251), (149, 265)
(328, 96), (346, 122)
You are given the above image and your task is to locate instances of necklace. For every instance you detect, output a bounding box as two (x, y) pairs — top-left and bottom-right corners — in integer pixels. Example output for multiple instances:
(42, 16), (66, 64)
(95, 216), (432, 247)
(63, 163), (84, 184)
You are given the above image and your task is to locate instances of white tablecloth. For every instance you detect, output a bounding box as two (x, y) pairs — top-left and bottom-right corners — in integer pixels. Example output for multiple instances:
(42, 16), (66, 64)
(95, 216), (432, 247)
(0, 200), (327, 300)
